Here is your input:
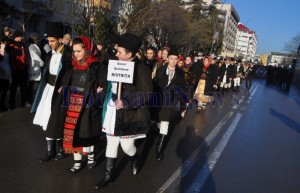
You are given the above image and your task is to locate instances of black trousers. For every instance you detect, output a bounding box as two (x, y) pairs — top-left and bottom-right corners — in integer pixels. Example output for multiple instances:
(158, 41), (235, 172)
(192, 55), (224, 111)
(0, 79), (9, 107)
(245, 78), (253, 90)
(9, 69), (28, 107)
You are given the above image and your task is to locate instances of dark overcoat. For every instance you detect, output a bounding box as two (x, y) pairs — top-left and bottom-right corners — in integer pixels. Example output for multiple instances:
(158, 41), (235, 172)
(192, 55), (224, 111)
(218, 63), (234, 83)
(201, 64), (218, 95)
(46, 61), (107, 147)
(152, 65), (188, 122)
(112, 57), (153, 136)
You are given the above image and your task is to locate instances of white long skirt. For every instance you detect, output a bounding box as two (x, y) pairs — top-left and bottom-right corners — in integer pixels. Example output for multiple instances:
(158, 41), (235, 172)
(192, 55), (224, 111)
(33, 83), (55, 131)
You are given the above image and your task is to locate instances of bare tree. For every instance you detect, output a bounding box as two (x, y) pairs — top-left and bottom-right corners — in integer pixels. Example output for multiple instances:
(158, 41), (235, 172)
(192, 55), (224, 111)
(285, 32), (300, 56)
(121, 0), (222, 55)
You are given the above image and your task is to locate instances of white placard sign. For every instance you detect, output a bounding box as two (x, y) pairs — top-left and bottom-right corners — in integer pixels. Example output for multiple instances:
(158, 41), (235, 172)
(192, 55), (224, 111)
(107, 60), (135, 84)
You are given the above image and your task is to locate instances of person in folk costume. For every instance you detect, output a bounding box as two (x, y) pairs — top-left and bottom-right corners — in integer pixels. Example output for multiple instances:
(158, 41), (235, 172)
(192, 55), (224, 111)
(152, 46), (188, 160)
(152, 47), (169, 79)
(229, 57), (236, 92)
(215, 59), (224, 92)
(49, 36), (107, 174)
(181, 55), (196, 116)
(31, 22), (72, 163)
(194, 56), (218, 110)
(233, 58), (244, 92)
(218, 57), (234, 95)
(177, 55), (185, 68)
(144, 46), (157, 72)
(245, 62), (254, 94)
(95, 33), (153, 189)
(156, 49), (163, 62)
(191, 52), (203, 88)
(210, 56), (219, 90)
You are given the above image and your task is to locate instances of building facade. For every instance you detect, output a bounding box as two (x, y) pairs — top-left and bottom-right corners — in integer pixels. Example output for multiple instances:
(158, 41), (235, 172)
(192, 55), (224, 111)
(235, 23), (258, 61)
(201, 1), (240, 56)
(1, 0), (113, 37)
(216, 4), (240, 57)
(267, 52), (294, 67)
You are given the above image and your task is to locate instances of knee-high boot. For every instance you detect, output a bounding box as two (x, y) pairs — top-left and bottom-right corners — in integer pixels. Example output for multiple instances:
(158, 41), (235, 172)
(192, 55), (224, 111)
(54, 139), (66, 160)
(95, 157), (116, 190)
(129, 153), (139, 176)
(156, 134), (166, 160)
(38, 140), (55, 163)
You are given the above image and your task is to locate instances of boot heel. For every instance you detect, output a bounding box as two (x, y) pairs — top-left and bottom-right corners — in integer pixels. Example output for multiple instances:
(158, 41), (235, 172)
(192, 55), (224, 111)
(95, 157), (116, 189)
(38, 140), (55, 163)
(54, 139), (66, 160)
(129, 154), (139, 176)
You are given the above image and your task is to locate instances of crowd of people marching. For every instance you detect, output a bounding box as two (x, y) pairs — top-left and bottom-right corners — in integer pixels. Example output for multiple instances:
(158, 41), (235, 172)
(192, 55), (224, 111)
(0, 22), (275, 190)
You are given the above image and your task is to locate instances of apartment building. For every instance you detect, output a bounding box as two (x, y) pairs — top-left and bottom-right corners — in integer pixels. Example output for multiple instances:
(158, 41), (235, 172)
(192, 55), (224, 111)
(235, 23), (258, 61)
(216, 4), (239, 56)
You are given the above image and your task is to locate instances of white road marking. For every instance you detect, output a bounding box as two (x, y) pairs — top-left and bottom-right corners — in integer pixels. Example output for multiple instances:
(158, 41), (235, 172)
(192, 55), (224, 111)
(157, 112), (233, 193)
(157, 83), (260, 193)
(185, 113), (243, 193)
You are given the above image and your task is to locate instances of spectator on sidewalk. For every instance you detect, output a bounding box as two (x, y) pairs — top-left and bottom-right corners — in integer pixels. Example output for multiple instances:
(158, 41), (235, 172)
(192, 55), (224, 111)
(27, 33), (44, 105)
(7, 30), (29, 109)
(0, 36), (11, 112)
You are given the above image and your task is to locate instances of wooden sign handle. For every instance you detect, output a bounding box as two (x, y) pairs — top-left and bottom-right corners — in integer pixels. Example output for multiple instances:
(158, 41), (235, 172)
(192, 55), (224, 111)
(116, 82), (122, 110)
(117, 82), (122, 100)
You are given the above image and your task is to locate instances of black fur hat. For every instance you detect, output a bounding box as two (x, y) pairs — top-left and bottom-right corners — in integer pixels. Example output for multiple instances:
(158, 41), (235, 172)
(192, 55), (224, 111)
(45, 22), (64, 39)
(12, 30), (23, 39)
(118, 33), (141, 55)
(168, 46), (179, 56)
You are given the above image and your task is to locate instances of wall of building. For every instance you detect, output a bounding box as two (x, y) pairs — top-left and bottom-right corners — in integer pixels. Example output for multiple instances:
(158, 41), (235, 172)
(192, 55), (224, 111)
(235, 23), (258, 61)
(216, 4), (239, 56)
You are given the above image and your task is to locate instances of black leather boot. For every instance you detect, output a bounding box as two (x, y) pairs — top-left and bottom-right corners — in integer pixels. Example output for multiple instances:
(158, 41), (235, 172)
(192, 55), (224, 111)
(38, 140), (55, 163)
(54, 139), (66, 160)
(156, 134), (166, 161)
(129, 153), (139, 176)
(95, 157), (116, 190)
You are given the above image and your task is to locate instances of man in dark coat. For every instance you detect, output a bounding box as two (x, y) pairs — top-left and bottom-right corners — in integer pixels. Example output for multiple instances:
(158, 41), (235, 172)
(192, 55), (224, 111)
(31, 22), (72, 163)
(245, 62), (254, 94)
(233, 59), (244, 92)
(218, 57), (234, 95)
(95, 33), (153, 190)
(152, 46), (188, 160)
